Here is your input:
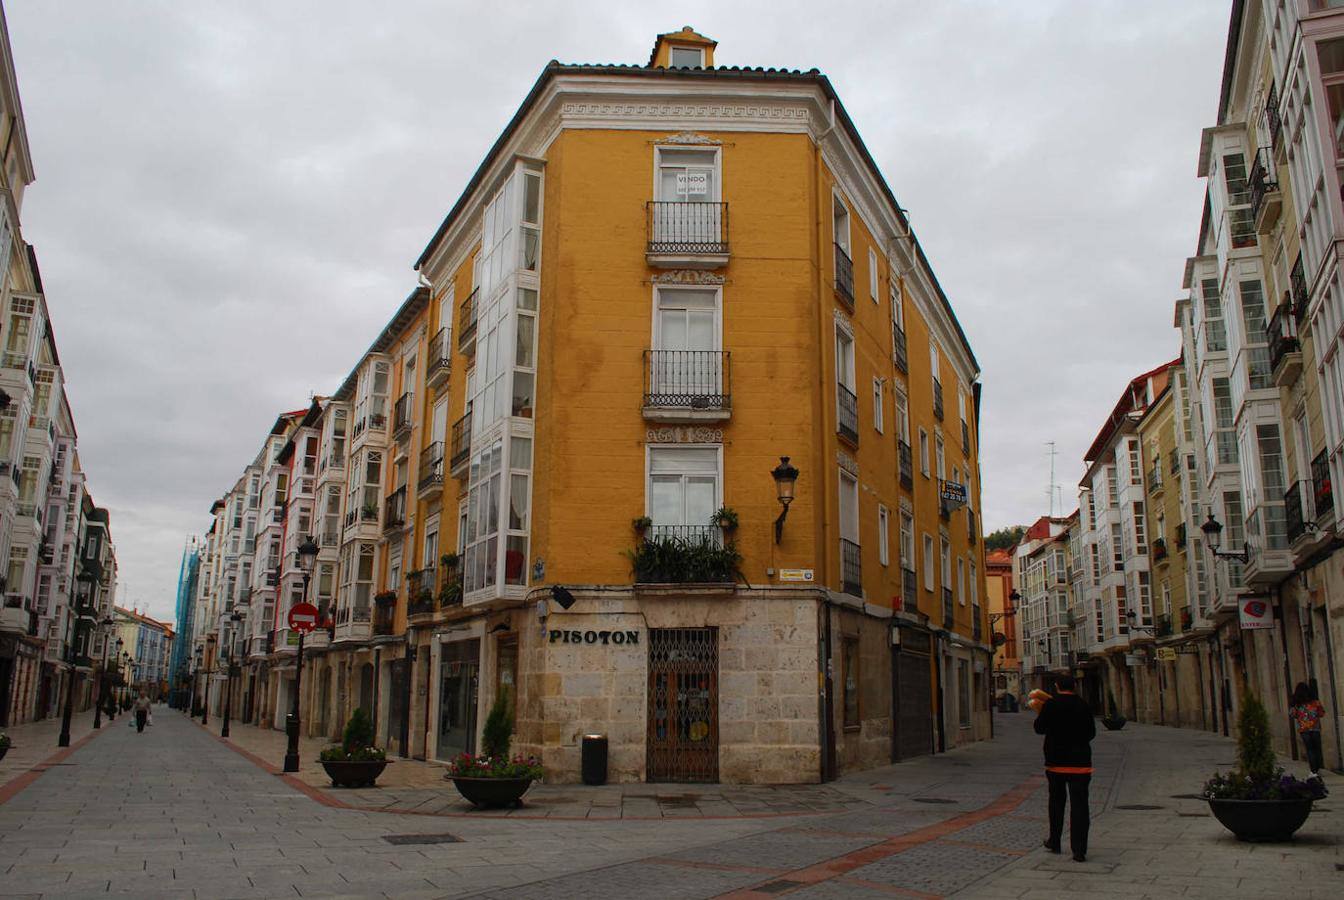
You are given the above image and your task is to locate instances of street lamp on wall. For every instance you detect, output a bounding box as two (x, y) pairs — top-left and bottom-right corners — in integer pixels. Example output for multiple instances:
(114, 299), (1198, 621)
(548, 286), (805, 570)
(1200, 510), (1250, 564)
(771, 456), (799, 544)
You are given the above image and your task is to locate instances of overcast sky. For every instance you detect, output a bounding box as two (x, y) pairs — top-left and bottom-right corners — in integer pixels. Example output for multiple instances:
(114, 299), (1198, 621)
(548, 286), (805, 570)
(6, 0), (1229, 622)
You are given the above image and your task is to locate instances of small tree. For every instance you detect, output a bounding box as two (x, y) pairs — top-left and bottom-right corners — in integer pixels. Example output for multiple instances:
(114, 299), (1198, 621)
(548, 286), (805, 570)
(343, 707), (375, 754)
(481, 689), (514, 759)
(1236, 691), (1276, 782)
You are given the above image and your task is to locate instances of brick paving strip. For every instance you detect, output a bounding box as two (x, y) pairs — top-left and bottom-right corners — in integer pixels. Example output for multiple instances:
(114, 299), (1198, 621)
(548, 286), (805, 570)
(711, 775), (1044, 899)
(0, 714), (109, 807)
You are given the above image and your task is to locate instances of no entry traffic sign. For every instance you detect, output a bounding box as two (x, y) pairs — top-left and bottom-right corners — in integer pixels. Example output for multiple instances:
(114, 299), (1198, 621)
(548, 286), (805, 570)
(287, 602), (319, 634)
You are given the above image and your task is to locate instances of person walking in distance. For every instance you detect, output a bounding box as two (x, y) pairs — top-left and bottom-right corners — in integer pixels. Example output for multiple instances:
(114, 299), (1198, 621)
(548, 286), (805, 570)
(133, 692), (151, 734)
(1034, 674), (1095, 862)
(1290, 682), (1326, 777)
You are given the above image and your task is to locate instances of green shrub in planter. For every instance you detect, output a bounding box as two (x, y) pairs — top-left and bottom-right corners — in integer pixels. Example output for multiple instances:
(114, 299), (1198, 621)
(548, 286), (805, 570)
(481, 690), (513, 759)
(319, 707), (386, 762)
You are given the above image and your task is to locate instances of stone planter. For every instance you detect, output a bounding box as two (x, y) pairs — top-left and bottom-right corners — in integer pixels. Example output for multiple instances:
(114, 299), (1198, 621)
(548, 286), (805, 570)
(0, 743), (9, 762)
(449, 776), (534, 808)
(1101, 716), (1126, 731)
(319, 758), (387, 788)
(1207, 797), (1315, 842)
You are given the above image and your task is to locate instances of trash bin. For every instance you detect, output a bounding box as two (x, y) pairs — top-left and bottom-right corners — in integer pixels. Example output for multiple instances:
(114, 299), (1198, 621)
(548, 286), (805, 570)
(581, 733), (608, 785)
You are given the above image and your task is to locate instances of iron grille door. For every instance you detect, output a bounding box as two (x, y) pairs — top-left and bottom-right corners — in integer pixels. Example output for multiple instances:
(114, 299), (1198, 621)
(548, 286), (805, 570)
(893, 642), (934, 761)
(647, 627), (719, 782)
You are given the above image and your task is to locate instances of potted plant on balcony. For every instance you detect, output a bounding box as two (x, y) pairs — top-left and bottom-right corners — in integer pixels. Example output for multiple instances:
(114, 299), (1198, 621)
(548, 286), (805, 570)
(0, 731), (10, 762)
(374, 590), (396, 605)
(712, 506), (739, 532)
(361, 503), (378, 520)
(1204, 691), (1326, 841)
(632, 516), (652, 536)
(446, 690), (542, 808)
(318, 707), (387, 788)
(1101, 689), (1127, 731)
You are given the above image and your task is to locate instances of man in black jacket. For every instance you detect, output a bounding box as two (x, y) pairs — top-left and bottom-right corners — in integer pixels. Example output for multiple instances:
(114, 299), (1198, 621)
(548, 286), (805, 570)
(1033, 674), (1095, 862)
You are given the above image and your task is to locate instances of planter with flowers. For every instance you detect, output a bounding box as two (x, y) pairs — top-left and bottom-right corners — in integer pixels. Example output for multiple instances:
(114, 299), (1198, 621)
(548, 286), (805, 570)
(445, 690), (542, 808)
(0, 731), (10, 762)
(319, 707), (387, 788)
(1203, 691), (1327, 841)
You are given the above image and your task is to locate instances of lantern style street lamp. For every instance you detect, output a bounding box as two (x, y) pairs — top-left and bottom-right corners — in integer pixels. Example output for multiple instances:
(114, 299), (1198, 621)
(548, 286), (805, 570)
(1200, 510), (1250, 564)
(771, 456), (800, 544)
(222, 608), (243, 738)
(283, 537), (320, 774)
(59, 570), (97, 747)
(92, 616), (115, 729)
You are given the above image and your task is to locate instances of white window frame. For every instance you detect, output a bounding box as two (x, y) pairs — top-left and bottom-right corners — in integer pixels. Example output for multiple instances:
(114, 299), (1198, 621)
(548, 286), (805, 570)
(868, 248), (879, 301)
(651, 283), (724, 351)
(653, 145), (723, 202)
(936, 434), (946, 480)
(895, 389), (910, 444)
(957, 557), (966, 606)
(838, 469), (860, 543)
(872, 378), (884, 433)
(668, 45), (705, 68)
(645, 443), (724, 525)
(922, 534), (935, 591)
(919, 428), (930, 476)
(878, 505), (890, 566)
(833, 192), (851, 255)
(834, 319), (856, 391)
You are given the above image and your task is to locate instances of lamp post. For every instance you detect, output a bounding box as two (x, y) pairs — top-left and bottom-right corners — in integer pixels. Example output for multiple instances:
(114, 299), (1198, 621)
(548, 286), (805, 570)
(192, 646), (203, 717)
(771, 456), (800, 544)
(1200, 510), (1250, 564)
(283, 537), (320, 774)
(222, 609), (242, 738)
(59, 571), (97, 747)
(202, 635), (214, 726)
(92, 615), (115, 729)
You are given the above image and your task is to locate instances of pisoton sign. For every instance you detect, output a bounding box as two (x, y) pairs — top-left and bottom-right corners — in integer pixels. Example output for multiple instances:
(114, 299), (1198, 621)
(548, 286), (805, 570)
(548, 629), (640, 646)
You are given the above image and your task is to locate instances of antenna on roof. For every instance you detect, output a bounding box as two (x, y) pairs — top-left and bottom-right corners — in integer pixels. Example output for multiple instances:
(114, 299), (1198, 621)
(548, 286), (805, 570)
(1045, 441), (1059, 517)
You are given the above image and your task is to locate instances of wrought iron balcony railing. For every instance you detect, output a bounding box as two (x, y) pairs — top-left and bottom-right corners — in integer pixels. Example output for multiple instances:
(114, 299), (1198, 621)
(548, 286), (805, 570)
(1154, 613), (1173, 638)
(458, 288), (479, 355)
(1313, 449), (1333, 520)
(972, 604), (983, 642)
(427, 326), (452, 385)
(1266, 81), (1282, 151)
(383, 487), (407, 532)
(1285, 480), (1308, 544)
(943, 587), (954, 627)
(899, 440), (913, 488)
(418, 442), (444, 493)
(1248, 146), (1278, 224)
(840, 538), (861, 597)
(1268, 301), (1299, 373)
(893, 323), (908, 373)
(1291, 254), (1309, 322)
(902, 567), (917, 611)
(643, 350), (730, 411)
(646, 201), (728, 256)
(646, 524), (722, 547)
(933, 378), (944, 421)
(837, 382), (858, 446)
(834, 243), (854, 309)
(450, 410), (472, 475)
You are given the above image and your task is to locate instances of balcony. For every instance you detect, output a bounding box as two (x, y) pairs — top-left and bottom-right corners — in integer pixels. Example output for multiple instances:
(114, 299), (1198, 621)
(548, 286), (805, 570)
(427, 327), (452, 389)
(1175, 522), (1187, 550)
(373, 599), (396, 637)
(836, 382), (858, 447)
(418, 442), (444, 496)
(1269, 301), (1302, 386)
(319, 527), (340, 548)
(449, 410), (472, 477)
(942, 587), (954, 627)
(961, 420), (970, 456)
(1154, 613), (1173, 638)
(967, 508), (977, 545)
(892, 322), (908, 374)
(834, 243), (854, 310)
(630, 525), (734, 588)
(333, 604), (371, 642)
(901, 567), (917, 611)
(392, 392), (414, 442)
(972, 604), (982, 642)
(1180, 607), (1194, 632)
(933, 378), (944, 421)
(1266, 82), (1282, 154)
(1286, 480), (1309, 545)
(383, 487), (407, 533)
(1290, 255), (1309, 323)
(840, 538), (861, 597)
(1314, 449), (1334, 524)
(1, 595), (35, 635)
(457, 288), (479, 356)
(1249, 147), (1281, 234)
(898, 440), (913, 489)
(646, 201), (728, 268)
(642, 350), (731, 422)
(1152, 537), (1168, 562)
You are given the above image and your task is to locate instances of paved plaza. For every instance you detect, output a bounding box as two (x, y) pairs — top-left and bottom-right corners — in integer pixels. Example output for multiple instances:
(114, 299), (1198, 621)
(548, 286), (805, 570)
(0, 708), (1338, 899)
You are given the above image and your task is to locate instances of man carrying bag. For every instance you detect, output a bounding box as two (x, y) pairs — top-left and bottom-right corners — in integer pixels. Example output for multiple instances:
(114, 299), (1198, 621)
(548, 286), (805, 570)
(1033, 675), (1095, 862)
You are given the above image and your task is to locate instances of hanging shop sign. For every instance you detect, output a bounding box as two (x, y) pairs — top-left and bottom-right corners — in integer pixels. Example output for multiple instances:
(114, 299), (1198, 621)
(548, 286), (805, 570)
(1238, 597), (1274, 631)
(1156, 647), (1177, 662)
(548, 629), (641, 646)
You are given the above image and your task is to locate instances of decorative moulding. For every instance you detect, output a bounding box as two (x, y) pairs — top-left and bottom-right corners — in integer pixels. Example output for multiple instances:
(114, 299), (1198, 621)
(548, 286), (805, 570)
(646, 426), (724, 444)
(633, 583), (736, 599)
(652, 270), (725, 285)
(656, 131), (722, 145)
(836, 449), (858, 476)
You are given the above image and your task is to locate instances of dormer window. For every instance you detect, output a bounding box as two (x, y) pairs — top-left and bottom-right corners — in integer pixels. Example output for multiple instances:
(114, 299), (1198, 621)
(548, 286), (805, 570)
(670, 46), (704, 68)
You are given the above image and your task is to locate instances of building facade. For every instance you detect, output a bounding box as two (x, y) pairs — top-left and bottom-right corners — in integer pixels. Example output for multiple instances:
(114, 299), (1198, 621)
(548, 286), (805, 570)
(183, 28), (990, 783)
(0, 1), (117, 728)
(985, 548), (1019, 703)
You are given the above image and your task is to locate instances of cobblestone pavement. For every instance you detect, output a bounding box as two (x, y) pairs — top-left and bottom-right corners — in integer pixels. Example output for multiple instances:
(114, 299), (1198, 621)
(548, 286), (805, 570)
(1, 707), (1339, 899)
(0, 709), (103, 790)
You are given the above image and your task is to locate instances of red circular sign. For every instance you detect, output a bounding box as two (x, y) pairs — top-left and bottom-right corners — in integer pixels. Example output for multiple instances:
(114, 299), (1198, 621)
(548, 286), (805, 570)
(287, 602), (319, 634)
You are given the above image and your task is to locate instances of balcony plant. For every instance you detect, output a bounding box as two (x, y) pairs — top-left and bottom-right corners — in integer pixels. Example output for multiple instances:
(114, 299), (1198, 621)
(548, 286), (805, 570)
(1203, 691), (1326, 841)
(374, 590), (396, 605)
(445, 690), (542, 808)
(712, 506), (739, 532)
(361, 503), (378, 520)
(318, 707), (387, 788)
(632, 516), (652, 535)
(1101, 688), (1126, 731)
(626, 533), (743, 584)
